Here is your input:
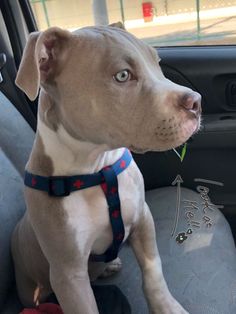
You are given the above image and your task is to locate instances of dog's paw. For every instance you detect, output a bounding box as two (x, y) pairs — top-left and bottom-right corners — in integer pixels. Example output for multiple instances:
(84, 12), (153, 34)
(170, 301), (189, 314)
(99, 257), (122, 278)
(171, 308), (189, 314)
(163, 303), (189, 314)
(151, 299), (189, 314)
(152, 309), (189, 314)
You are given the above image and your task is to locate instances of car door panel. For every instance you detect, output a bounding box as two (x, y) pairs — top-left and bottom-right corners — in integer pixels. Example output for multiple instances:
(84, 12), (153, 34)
(0, 0), (37, 130)
(159, 46), (236, 113)
(134, 46), (236, 224)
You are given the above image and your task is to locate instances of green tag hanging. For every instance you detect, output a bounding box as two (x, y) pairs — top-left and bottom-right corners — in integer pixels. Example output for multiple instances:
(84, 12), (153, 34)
(173, 143), (187, 162)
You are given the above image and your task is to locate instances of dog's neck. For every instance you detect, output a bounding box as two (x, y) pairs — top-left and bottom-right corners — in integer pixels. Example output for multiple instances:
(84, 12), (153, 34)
(29, 117), (124, 176)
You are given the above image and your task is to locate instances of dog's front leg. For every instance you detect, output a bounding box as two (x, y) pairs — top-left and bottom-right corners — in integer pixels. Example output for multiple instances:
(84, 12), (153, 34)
(50, 263), (99, 314)
(130, 202), (188, 314)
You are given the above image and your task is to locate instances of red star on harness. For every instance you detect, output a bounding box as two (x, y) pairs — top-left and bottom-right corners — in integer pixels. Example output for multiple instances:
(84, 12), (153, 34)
(110, 187), (117, 195)
(120, 160), (126, 168)
(73, 180), (84, 189)
(101, 182), (108, 193)
(31, 177), (37, 186)
(112, 210), (120, 219)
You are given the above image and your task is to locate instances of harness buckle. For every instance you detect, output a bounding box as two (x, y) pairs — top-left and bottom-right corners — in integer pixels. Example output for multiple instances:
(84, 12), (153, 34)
(48, 177), (70, 197)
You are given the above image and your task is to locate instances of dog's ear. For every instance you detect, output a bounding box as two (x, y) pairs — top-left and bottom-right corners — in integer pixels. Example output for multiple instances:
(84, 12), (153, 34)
(109, 21), (126, 30)
(15, 27), (71, 101)
(15, 32), (40, 101)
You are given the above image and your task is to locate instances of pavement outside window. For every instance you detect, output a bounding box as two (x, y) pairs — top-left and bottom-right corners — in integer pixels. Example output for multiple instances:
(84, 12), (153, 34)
(30, 0), (236, 46)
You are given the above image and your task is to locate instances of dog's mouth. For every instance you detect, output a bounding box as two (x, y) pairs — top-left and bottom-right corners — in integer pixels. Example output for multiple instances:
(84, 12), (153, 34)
(194, 117), (202, 134)
(129, 116), (201, 154)
(185, 115), (201, 134)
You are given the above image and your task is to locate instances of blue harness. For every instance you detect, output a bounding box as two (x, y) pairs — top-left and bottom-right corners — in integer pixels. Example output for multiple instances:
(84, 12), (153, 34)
(24, 149), (132, 263)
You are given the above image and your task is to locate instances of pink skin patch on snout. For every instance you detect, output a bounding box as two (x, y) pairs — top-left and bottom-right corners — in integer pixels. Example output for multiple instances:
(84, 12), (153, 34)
(181, 116), (200, 137)
(170, 115), (201, 148)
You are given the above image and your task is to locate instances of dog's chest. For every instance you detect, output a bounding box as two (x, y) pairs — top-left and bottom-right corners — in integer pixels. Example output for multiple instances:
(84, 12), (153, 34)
(62, 162), (144, 255)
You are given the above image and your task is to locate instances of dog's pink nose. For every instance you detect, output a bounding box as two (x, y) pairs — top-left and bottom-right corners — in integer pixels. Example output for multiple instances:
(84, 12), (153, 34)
(181, 92), (202, 117)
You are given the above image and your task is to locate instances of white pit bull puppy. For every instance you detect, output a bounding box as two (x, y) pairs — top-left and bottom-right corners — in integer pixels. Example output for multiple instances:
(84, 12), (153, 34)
(12, 23), (201, 314)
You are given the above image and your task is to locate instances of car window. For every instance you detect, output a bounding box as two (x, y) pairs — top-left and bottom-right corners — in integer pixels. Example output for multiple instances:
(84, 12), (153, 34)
(29, 0), (236, 46)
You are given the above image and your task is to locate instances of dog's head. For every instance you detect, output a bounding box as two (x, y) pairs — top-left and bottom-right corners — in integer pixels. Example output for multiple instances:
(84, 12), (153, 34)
(16, 25), (201, 153)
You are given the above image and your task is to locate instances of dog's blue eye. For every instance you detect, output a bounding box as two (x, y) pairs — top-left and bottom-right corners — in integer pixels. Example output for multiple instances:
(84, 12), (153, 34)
(114, 70), (130, 83)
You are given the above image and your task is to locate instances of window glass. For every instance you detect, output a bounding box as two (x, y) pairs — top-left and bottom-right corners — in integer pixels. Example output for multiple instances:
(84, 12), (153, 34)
(30, 0), (236, 46)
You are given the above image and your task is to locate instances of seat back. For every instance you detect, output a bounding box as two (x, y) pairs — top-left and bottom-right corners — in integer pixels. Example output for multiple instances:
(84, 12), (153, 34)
(0, 150), (25, 308)
(0, 92), (34, 309)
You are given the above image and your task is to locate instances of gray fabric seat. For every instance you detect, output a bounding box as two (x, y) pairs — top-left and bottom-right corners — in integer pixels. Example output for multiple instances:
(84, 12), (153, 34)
(0, 92), (34, 313)
(0, 149), (25, 312)
(97, 187), (236, 314)
(1, 91), (236, 313)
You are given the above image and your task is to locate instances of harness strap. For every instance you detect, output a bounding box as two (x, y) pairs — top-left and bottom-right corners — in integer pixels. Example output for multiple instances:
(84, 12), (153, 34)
(24, 149), (132, 263)
(90, 166), (125, 262)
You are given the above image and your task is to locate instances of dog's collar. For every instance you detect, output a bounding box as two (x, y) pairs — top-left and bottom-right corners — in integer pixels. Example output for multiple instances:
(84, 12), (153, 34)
(25, 149), (132, 197)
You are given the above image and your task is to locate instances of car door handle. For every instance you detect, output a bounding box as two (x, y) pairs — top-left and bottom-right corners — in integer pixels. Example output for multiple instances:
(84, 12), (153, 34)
(0, 53), (7, 83)
(226, 81), (236, 107)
